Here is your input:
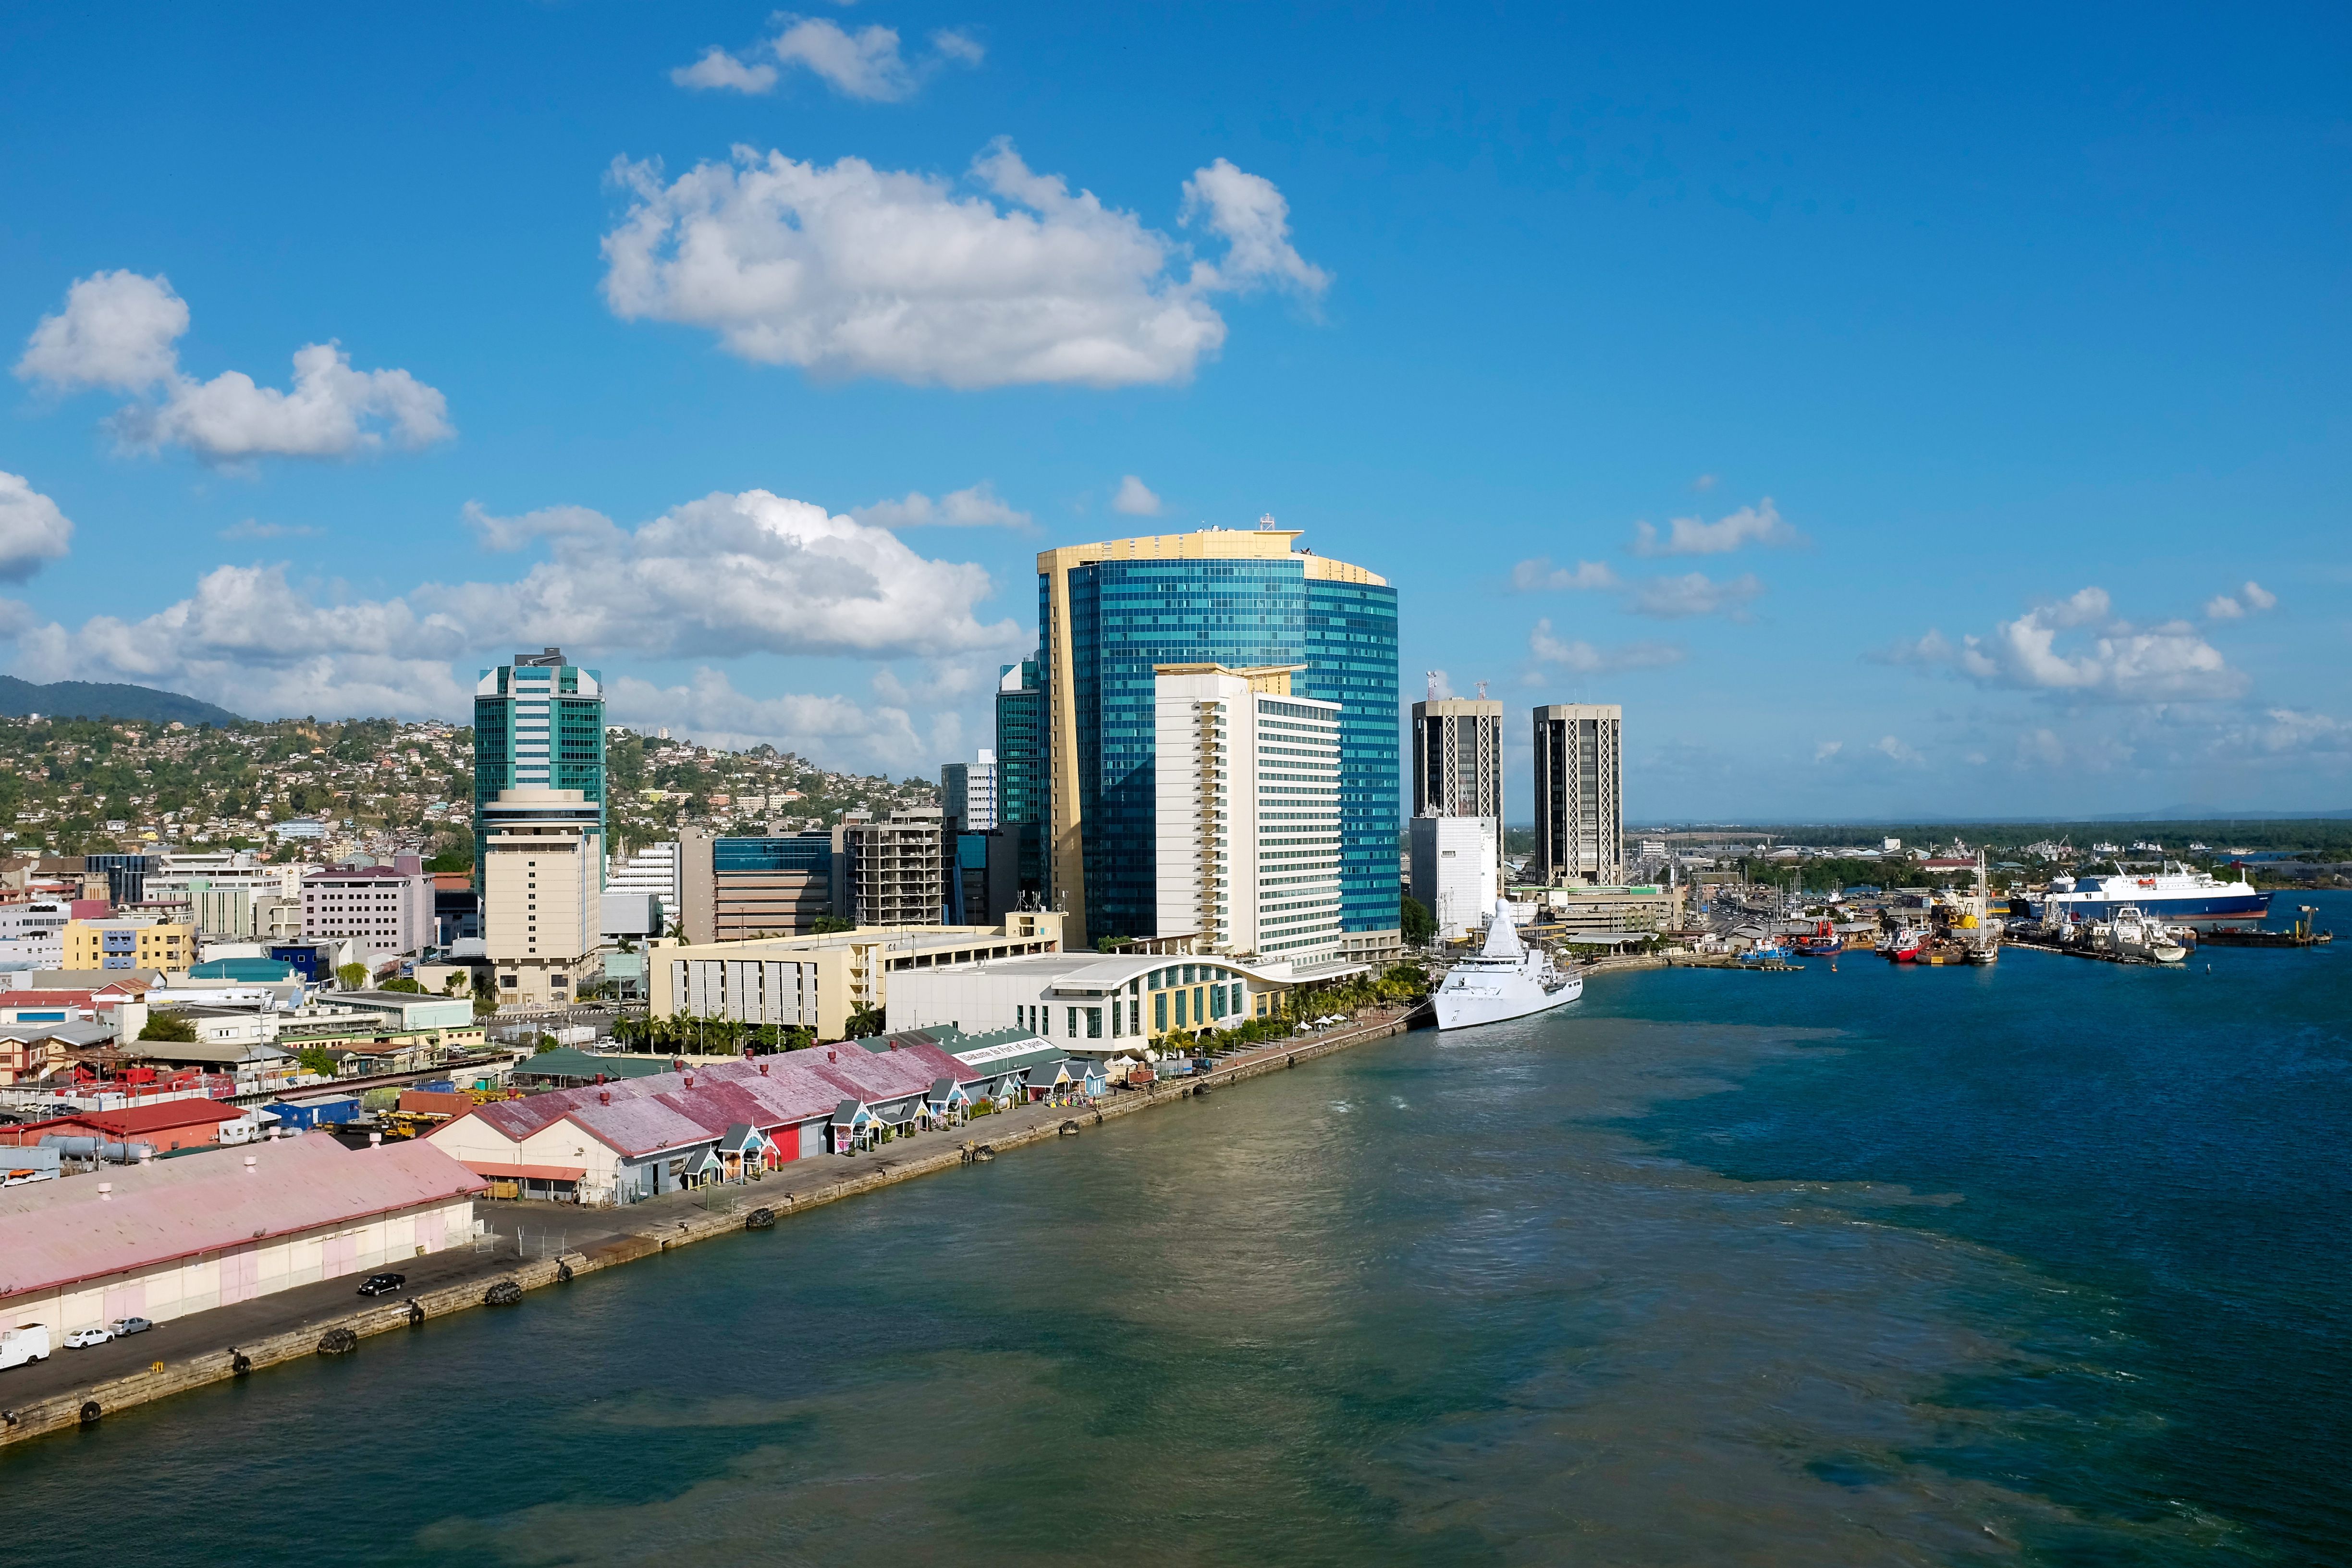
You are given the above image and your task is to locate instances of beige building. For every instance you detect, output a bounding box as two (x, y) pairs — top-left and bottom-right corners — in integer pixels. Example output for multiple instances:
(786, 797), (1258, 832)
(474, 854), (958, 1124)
(650, 910), (1065, 1041)
(482, 787), (602, 1010)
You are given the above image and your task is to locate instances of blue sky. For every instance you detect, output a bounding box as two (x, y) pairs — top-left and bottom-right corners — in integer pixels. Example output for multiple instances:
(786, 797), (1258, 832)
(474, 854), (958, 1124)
(1, 2), (2345, 820)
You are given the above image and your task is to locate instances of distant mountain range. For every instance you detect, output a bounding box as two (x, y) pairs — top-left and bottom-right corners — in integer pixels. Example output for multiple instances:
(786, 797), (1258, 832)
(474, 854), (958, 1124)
(0, 676), (246, 727)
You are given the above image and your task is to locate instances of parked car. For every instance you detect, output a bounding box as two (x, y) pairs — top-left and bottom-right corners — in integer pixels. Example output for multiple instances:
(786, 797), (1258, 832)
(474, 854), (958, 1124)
(63, 1326), (111, 1348)
(355, 1273), (407, 1297)
(106, 1316), (154, 1337)
(0, 1323), (50, 1369)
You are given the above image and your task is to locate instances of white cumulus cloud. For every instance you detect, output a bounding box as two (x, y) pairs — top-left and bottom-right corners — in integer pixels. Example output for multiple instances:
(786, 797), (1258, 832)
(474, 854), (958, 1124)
(1112, 475), (1163, 516)
(1813, 740), (1842, 762)
(437, 490), (1023, 660)
(599, 141), (1326, 389)
(1875, 735), (1924, 765)
(605, 668), (924, 770)
(14, 270), (452, 462)
(848, 481), (1030, 529)
(2241, 580), (2277, 611)
(1509, 556), (1619, 592)
(670, 47), (779, 94)
(671, 18), (982, 101)
(1526, 619), (1684, 674)
(1895, 587), (2248, 703)
(1629, 571), (1763, 620)
(2208, 580), (2278, 620)
(1630, 497), (1803, 557)
(1179, 159), (1332, 298)
(0, 473), (75, 582)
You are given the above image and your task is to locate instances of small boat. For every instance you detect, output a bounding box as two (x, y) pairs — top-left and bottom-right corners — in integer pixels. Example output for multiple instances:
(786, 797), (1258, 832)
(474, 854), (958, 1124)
(1878, 924), (1927, 963)
(2091, 905), (2187, 964)
(1740, 939), (1791, 965)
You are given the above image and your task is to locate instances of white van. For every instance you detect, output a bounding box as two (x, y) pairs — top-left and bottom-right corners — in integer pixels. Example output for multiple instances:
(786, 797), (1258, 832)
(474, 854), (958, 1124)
(0, 1323), (51, 1370)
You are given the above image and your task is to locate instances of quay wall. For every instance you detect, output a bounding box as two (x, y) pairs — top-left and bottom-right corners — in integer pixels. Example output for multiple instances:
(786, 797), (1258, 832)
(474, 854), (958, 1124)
(0, 1008), (1421, 1450)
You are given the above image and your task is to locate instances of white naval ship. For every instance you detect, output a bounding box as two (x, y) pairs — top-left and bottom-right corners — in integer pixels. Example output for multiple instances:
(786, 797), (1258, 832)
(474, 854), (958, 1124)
(1433, 902), (1584, 1031)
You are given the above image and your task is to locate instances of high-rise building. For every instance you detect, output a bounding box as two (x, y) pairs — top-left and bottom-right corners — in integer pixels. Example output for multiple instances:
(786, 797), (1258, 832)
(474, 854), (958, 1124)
(940, 749), (1000, 833)
(481, 786), (602, 1010)
(994, 658), (1047, 899)
(1036, 524), (1398, 960)
(839, 807), (949, 928)
(1153, 664), (1343, 962)
(1532, 704), (1624, 886)
(474, 648), (605, 890)
(1410, 694), (1505, 870)
(710, 833), (835, 938)
(302, 859), (434, 953)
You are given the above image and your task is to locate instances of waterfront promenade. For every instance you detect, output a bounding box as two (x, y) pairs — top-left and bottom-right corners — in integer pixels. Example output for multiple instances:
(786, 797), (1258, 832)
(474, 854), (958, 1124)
(0, 1004), (1421, 1449)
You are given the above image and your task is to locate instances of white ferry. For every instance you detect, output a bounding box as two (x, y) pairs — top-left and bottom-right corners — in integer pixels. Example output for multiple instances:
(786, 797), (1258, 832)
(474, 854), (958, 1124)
(1433, 903), (1584, 1030)
(2031, 862), (2269, 927)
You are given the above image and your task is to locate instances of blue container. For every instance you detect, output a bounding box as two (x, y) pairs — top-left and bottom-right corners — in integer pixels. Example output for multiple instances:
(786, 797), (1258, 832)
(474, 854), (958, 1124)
(265, 1097), (361, 1131)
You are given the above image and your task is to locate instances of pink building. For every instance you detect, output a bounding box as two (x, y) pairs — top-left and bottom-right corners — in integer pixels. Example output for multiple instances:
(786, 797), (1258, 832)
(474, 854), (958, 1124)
(302, 862), (433, 954)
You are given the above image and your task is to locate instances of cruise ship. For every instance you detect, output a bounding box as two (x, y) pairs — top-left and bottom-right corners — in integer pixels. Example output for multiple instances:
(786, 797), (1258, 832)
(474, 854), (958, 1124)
(2030, 862), (2270, 926)
(1433, 904), (1584, 1030)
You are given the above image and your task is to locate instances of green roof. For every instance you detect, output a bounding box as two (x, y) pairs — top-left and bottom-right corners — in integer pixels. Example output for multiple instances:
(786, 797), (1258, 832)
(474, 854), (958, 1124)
(187, 958), (299, 982)
(511, 1046), (677, 1083)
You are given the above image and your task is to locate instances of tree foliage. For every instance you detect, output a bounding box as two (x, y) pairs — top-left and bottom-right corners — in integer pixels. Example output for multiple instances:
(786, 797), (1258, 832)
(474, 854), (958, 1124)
(138, 1008), (198, 1042)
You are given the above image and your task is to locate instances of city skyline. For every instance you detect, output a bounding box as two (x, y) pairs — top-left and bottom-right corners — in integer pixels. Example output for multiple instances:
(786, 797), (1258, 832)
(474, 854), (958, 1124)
(1, 6), (2345, 821)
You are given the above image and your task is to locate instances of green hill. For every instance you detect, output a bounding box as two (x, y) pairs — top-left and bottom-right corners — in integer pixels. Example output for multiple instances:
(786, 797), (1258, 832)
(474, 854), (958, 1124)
(0, 676), (245, 726)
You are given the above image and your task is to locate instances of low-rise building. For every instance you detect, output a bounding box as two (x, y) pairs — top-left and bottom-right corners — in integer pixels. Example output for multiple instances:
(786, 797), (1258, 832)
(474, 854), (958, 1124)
(0, 1135), (484, 1335)
(2, 1098), (249, 1153)
(425, 1035), (983, 1202)
(64, 918), (194, 973)
(883, 948), (1356, 1043)
(1409, 814), (1501, 940)
(649, 910), (1065, 1041)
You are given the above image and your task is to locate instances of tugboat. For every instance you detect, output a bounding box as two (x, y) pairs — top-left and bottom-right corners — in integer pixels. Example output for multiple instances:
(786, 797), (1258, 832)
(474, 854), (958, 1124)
(1793, 919), (1843, 956)
(1433, 902), (1584, 1030)
(1877, 923), (1928, 963)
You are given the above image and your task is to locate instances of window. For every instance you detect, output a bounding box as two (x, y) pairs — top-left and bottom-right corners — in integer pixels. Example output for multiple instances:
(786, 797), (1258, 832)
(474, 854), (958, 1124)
(1129, 1000), (1140, 1034)
(1209, 986), (1225, 1020)
(1066, 1007), (1078, 1038)
(1086, 1007), (1102, 1039)
(1174, 990), (1187, 1028)
(1154, 992), (1167, 1032)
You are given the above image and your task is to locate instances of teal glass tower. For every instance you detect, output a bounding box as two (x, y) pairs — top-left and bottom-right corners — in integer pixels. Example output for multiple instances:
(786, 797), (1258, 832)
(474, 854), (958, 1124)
(993, 655), (1046, 898)
(1038, 527), (1398, 955)
(473, 648), (606, 887)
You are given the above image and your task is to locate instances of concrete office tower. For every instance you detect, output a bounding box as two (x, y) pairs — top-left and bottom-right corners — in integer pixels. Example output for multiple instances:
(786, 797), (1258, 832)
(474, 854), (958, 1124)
(940, 749), (1000, 833)
(1409, 815), (1500, 940)
(840, 807), (949, 928)
(473, 649), (605, 890)
(1153, 665), (1344, 963)
(301, 861), (433, 952)
(1037, 523), (1398, 959)
(994, 658), (1047, 898)
(1532, 704), (1624, 886)
(710, 833), (835, 938)
(1410, 695), (1505, 868)
(481, 787), (603, 1011)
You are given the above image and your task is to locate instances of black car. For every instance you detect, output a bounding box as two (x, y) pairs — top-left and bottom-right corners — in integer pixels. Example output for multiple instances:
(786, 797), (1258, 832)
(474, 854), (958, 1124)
(355, 1273), (407, 1297)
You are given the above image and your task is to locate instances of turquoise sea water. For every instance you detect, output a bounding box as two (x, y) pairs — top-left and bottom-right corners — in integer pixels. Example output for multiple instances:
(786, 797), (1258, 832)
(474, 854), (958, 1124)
(10, 892), (2348, 1566)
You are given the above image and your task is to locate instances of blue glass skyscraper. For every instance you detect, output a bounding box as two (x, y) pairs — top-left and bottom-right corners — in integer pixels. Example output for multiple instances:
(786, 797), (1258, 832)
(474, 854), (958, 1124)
(1037, 525), (1399, 960)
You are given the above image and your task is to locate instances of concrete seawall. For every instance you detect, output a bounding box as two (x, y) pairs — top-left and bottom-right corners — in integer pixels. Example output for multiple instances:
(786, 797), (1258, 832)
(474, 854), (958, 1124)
(0, 1009), (1417, 1451)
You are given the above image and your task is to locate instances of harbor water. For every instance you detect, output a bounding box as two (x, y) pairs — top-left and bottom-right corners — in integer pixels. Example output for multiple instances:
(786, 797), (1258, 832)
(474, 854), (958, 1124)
(8, 892), (2347, 1566)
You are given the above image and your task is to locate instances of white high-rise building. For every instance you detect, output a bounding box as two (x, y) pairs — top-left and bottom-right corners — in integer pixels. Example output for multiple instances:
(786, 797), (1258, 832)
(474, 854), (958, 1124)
(1153, 664), (1343, 962)
(482, 788), (603, 1010)
(607, 840), (681, 913)
(940, 749), (1000, 833)
(1409, 815), (1500, 940)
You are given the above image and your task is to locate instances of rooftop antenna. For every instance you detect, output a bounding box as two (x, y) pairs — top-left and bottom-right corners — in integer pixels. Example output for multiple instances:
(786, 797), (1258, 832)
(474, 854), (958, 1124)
(1475, 680), (1490, 701)
(1259, 513), (1277, 529)
(1425, 671), (1441, 701)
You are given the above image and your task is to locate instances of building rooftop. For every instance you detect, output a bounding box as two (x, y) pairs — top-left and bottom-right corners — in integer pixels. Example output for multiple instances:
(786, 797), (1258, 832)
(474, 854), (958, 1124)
(0, 1135), (484, 1299)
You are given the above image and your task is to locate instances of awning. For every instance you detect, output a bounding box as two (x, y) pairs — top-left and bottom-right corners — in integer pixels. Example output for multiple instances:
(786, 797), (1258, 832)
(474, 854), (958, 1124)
(459, 1160), (587, 1181)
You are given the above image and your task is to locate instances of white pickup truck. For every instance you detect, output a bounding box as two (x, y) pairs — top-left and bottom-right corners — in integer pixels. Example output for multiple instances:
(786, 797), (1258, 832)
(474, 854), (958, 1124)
(0, 1322), (51, 1370)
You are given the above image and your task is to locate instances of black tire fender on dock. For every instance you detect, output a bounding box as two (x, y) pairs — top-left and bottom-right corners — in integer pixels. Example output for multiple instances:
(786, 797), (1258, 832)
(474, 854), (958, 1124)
(78, 1399), (100, 1425)
(316, 1328), (359, 1357)
(406, 1299), (426, 1326)
(745, 1207), (776, 1230)
(484, 1279), (524, 1307)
